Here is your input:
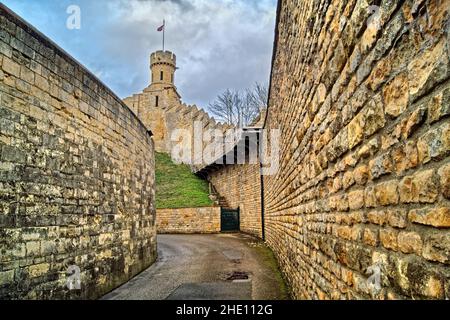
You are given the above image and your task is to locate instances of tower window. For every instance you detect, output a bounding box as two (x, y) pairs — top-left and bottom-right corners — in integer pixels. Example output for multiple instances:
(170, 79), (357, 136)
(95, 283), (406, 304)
(171, 73), (174, 83)
(160, 71), (163, 81)
(155, 96), (159, 107)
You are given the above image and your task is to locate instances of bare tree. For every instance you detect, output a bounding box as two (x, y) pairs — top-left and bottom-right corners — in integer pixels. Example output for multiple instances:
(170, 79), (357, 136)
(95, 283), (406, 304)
(207, 89), (241, 126)
(208, 82), (268, 127)
(245, 82), (268, 111)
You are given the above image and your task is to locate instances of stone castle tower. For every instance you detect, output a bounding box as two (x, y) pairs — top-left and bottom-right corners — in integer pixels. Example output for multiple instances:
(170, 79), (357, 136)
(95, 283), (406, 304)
(147, 50), (180, 106)
(123, 50), (233, 163)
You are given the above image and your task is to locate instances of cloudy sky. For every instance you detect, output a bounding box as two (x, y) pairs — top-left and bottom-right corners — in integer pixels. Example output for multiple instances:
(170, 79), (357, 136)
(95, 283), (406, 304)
(3, 0), (277, 109)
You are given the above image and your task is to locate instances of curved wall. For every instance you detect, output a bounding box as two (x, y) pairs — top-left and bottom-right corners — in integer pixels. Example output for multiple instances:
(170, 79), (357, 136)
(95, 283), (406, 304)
(0, 5), (156, 299)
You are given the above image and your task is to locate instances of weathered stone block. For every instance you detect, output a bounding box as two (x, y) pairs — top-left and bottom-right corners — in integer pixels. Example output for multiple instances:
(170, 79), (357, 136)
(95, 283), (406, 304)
(40, 240), (57, 256)
(363, 228), (379, 247)
(34, 73), (49, 92)
(422, 233), (450, 264)
(402, 107), (426, 139)
(1, 145), (26, 163)
(391, 141), (418, 174)
(0, 270), (14, 286)
(386, 209), (407, 229)
(380, 228), (398, 251)
(2, 56), (20, 77)
(369, 153), (393, 180)
(357, 138), (379, 160)
(408, 38), (447, 100)
(367, 210), (386, 226)
(348, 190), (364, 210)
(375, 181), (399, 206)
(399, 169), (439, 204)
(348, 113), (364, 149)
(382, 72), (409, 117)
(25, 241), (40, 257)
(438, 163), (450, 199)
(364, 96), (386, 137)
(393, 255), (445, 299)
(27, 263), (50, 278)
(364, 185), (377, 208)
(408, 207), (450, 228)
(422, 275), (445, 299)
(428, 88), (450, 124)
(20, 66), (34, 84)
(337, 225), (352, 240)
(354, 165), (369, 185)
(417, 123), (449, 164)
(398, 231), (423, 254)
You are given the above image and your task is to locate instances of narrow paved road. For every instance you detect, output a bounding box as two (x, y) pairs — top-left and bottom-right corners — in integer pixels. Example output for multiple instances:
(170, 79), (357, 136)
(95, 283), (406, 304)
(102, 233), (288, 300)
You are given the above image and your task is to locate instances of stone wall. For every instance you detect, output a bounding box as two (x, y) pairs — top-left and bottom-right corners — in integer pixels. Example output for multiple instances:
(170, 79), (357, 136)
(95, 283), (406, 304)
(157, 207), (220, 234)
(0, 5), (157, 299)
(208, 164), (262, 238)
(264, 0), (449, 299)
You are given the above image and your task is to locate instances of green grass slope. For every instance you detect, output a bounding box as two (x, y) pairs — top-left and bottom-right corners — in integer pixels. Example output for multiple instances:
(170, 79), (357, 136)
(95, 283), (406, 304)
(155, 152), (213, 209)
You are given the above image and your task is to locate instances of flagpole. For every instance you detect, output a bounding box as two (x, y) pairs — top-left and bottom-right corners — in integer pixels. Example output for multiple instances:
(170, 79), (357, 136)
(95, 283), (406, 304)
(162, 19), (165, 51)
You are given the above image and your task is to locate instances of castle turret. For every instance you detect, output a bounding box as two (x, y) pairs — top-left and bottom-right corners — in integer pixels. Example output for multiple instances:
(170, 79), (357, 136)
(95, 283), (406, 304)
(144, 50), (180, 108)
(150, 50), (176, 88)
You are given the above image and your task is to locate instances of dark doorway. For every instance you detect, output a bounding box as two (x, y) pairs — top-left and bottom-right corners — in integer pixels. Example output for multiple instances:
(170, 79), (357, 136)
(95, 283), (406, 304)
(221, 207), (240, 232)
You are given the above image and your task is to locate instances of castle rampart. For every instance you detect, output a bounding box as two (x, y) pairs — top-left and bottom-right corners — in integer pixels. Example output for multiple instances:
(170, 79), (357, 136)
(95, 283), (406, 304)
(0, 4), (157, 299)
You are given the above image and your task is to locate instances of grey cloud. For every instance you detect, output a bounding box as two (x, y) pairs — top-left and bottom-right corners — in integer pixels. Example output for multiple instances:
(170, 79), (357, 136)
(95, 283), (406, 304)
(4, 0), (276, 109)
(86, 0), (277, 108)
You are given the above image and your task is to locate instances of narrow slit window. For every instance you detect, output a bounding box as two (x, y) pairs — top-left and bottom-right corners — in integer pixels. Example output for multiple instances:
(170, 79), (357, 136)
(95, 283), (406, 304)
(171, 73), (174, 83)
(155, 96), (159, 107)
(160, 71), (163, 81)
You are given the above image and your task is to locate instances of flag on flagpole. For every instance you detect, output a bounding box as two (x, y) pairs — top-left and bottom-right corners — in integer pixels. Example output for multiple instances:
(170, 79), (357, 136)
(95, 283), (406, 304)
(157, 20), (165, 51)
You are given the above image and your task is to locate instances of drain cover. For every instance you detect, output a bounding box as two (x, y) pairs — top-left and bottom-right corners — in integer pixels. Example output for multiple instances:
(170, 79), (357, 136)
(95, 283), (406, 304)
(226, 271), (249, 281)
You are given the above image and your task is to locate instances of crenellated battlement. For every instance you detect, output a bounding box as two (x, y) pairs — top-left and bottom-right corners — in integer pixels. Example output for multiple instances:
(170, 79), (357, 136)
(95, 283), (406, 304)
(150, 50), (176, 68)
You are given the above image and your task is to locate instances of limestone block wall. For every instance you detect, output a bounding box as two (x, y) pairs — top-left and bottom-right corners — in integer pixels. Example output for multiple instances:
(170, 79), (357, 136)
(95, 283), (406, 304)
(0, 5), (156, 299)
(157, 207), (220, 234)
(264, 0), (449, 299)
(124, 87), (180, 153)
(208, 164), (262, 238)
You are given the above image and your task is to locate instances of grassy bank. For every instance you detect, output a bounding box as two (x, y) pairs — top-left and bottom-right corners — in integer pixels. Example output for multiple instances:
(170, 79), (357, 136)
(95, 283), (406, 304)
(155, 152), (213, 209)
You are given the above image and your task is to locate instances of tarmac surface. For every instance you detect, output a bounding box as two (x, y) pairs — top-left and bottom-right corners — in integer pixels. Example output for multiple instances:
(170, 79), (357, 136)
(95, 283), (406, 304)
(102, 233), (288, 300)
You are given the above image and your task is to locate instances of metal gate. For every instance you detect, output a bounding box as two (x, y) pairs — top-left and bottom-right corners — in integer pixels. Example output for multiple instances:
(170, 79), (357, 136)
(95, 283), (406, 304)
(220, 207), (240, 232)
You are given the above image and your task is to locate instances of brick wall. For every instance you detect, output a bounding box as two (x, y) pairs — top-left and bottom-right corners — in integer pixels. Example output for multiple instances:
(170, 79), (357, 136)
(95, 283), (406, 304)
(0, 5), (157, 299)
(208, 163), (262, 238)
(157, 207), (221, 233)
(264, 0), (449, 299)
